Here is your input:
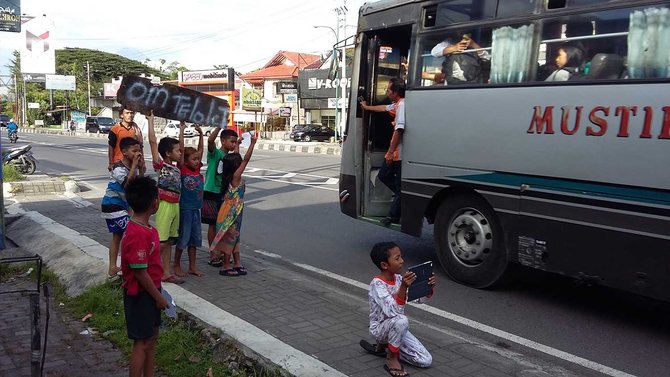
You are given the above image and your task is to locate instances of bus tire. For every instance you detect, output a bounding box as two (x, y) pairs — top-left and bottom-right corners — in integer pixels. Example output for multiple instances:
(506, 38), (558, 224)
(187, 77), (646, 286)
(434, 194), (508, 288)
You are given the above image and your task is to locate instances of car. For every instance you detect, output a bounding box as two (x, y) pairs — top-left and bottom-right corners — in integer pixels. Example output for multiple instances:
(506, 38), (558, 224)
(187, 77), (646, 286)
(0, 114), (10, 128)
(164, 122), (196, 138)
(291, 125), (335, 142)
(85, 116), (115, 133)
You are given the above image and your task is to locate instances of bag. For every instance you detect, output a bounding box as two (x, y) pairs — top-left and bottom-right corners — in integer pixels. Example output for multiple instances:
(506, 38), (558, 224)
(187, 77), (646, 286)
(442, 52), (483, 85)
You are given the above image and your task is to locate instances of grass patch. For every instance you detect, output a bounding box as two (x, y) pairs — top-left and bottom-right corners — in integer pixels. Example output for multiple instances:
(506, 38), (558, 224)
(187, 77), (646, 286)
(2, 164), (25, 182)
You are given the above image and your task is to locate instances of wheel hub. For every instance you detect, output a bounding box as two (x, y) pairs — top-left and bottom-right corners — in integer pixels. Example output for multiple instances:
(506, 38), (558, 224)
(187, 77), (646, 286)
(448, 209), (493, 266)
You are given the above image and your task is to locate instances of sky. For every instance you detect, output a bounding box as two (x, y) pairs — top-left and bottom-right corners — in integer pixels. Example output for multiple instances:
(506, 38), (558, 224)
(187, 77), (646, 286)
(0, 0), (371, 76)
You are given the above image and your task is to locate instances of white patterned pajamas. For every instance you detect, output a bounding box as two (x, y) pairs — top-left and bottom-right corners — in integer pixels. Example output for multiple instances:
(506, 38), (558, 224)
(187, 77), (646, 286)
(368, 275), (432, 368)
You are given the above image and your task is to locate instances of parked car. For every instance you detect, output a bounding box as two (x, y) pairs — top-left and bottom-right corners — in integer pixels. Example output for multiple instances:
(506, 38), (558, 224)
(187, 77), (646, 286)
(291, 125), (335, 142)
(85, 116), (115, 133)
(164, 122), (196, 138)
(0, 114), (10, 128)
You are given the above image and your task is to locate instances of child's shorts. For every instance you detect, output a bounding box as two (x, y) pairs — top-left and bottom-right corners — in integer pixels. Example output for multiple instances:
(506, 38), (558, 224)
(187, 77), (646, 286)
(155, 200), (179, 243)
(123, 289), (161, 340)
(201, 191), (222, 225)
(177, 209), (202, 249)
(102, 211), (129, 234)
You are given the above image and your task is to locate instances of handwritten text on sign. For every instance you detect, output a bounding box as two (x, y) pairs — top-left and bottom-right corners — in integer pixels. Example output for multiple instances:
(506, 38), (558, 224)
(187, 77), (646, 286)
(117, 76), (229, 127)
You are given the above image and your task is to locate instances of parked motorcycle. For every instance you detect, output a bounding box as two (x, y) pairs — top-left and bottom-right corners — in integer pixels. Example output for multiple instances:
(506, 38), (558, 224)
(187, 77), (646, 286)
(8, 130), (18, 143)
(2, 144), (37, 175)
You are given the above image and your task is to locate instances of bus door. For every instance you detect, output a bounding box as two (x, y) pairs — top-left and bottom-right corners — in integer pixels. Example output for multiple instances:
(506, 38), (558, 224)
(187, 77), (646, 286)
(359, 29), (411, 220)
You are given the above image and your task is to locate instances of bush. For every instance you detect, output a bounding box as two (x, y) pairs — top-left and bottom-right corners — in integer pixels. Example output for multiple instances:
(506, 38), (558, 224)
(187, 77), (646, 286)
(2, 164), (24, 182)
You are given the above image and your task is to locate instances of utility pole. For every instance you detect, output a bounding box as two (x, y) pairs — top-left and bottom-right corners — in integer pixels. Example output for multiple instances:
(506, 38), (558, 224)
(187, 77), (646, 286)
(335, 1), (348, 140)
(87, 61), (91, 116)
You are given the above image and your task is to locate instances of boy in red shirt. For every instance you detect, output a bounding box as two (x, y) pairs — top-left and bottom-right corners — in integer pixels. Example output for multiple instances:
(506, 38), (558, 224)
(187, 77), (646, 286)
(121, 176), (168, 377)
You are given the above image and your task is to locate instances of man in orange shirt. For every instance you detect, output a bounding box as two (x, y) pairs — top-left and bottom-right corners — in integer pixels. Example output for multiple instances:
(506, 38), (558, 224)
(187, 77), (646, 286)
(108, 106), (144, 171)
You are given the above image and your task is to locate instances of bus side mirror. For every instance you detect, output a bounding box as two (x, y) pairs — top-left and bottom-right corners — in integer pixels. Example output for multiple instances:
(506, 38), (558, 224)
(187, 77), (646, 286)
(327, 49), (339, 81)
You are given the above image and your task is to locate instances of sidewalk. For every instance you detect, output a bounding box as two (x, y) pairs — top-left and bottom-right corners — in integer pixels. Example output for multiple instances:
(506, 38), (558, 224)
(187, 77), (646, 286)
(4, 194), (590, 377)
(17, 128), (341, 156)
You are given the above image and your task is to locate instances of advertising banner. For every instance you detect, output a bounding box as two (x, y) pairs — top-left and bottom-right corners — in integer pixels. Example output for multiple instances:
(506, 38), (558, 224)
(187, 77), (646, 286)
(21, 15), (55, 74)
(179, 68), (234, 84)
(45, 75), (75, 90)
(241, 87), (262, 112)
(117, 75), (230, 127)
(0, 1), (21, 33)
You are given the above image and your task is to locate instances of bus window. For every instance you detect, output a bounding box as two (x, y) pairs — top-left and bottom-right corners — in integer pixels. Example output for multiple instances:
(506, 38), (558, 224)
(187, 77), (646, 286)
(424, 1), (496, 28)
(417, 28), (492, 86)
(496, 0), (537, 18)
(535, 5), (670, 82)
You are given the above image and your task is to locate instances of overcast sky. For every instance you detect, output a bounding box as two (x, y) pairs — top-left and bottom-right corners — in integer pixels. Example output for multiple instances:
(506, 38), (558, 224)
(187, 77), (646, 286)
(0, 0), (370, 76)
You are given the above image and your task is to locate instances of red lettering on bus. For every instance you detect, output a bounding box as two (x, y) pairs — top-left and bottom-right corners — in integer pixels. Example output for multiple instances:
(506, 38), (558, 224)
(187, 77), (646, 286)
(660, 106), (670, 139)
(640, 106), (653, 139)
(586, 106), (609, 136)
(615, 106), (637, 138)
(560, 106), (582, 135)
(528, 106), (554, 134)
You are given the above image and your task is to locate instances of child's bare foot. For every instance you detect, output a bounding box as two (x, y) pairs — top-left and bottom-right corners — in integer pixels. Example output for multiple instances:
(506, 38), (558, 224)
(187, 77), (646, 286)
(384, 353), (407, 376)
(173, 265), (187, 277)
(187, 268), (203, 277)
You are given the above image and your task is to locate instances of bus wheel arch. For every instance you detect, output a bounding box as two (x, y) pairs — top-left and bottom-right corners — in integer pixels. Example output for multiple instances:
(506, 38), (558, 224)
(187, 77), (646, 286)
(433, 192), (509, 289)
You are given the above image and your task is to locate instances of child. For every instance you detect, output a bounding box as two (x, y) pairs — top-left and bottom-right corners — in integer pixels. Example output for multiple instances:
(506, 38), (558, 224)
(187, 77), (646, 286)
(174, 122), (205, 277)
(210, 131), (257, 276)
(365, 242), (435, 376)
(121, 176), (168, 377)
(202, 126), (239, 266)
(147, 113), (184, 284)
(101, 137), (144, 279)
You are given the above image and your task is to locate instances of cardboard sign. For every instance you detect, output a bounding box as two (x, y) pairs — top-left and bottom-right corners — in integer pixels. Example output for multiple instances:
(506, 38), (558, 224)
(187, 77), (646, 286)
(117, 75), (230, 127)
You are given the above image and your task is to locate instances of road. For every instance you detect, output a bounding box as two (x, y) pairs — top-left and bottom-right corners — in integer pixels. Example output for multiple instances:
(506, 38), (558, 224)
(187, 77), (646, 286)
(5, 132), (670, 377)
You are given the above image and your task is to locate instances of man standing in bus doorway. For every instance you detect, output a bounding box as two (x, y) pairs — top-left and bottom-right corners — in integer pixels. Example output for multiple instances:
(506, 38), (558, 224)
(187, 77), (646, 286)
(360, 78), (406, 227)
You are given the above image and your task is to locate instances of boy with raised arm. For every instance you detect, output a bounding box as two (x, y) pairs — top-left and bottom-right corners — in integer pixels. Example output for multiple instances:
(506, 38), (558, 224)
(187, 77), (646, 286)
(147, 113), (184, 284)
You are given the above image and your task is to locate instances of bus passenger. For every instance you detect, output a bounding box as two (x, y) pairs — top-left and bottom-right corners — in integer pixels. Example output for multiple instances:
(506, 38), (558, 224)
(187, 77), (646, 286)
(431, 33), (490, 84)
(545, 45), (584, 81)
(360, 78), (405, 227)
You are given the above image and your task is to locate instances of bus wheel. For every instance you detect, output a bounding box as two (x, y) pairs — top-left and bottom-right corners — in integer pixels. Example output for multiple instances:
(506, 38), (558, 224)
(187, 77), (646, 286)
(434, 195), (507, 288)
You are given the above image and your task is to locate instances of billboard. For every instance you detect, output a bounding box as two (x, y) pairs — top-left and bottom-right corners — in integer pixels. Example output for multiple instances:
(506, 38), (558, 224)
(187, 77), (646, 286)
(21, 15), (55, 74)
(179, 68), (234, 84)
(0, 0), (21, 33)
(46, 75), (75, 90)
(241, 87), (262, 112)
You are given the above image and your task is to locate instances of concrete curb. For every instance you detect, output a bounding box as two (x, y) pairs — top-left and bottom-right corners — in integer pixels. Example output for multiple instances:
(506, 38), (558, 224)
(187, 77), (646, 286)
(3, 180), (66, 196)
(18, 128), (342, 156)
(4, 208), (347, 377)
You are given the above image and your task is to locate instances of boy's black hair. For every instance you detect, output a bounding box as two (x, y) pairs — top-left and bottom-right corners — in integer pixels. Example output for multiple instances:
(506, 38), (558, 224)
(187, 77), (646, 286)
(126, 176), (158, 213)
(370, 242), (399, 269)
(118, 104), (132, 115)
(220, 129), (238, 140)
(388, 77), (406, 98)
(220, 152), (243, 193)
(158, 137), (179, 158)
(119, 136), (140, 152)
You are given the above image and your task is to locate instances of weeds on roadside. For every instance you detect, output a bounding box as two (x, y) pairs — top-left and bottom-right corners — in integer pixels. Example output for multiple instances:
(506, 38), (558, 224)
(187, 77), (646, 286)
(2, 164), (25, 182)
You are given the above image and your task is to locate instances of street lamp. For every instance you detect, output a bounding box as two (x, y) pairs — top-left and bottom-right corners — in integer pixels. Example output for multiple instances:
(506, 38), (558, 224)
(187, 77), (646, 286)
(314, 25), (342, 140)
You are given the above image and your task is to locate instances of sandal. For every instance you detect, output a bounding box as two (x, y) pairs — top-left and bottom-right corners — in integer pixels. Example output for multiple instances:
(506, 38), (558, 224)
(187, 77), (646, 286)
(207, 257), (223, 267)
(383, 364), (409, 377)
(359, 340), (386, 357)
(161, 275), (185, 284)
(219, 268), (239, 277)
(234, 266), (248, 276)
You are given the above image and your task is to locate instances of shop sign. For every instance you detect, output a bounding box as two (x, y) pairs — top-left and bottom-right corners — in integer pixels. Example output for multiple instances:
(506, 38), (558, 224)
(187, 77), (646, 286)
(241, 88), (263, 111)
(0, 1), (21, 33)
(276, 81), (298, 94)
(279, 107), (291, 117)
(284, 94), (297, 103)
(180, 69), (233, 84)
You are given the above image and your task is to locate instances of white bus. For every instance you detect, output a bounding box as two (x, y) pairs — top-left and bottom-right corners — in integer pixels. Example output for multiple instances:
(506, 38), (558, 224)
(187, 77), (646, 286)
(339, 0), (670, 302)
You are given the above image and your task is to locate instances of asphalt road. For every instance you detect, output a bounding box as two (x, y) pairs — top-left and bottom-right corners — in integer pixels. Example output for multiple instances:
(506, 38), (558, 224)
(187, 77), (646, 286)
(5, 132), (670, 377)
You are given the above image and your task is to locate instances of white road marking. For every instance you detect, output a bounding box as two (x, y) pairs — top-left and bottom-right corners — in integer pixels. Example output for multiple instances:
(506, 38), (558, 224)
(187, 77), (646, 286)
(251, 249), (636, 377)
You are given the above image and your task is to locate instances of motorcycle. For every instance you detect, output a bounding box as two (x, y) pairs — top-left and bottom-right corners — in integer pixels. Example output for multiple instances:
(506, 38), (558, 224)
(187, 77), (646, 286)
(2, 144), (37, 175)
(8, 130), (18, 143)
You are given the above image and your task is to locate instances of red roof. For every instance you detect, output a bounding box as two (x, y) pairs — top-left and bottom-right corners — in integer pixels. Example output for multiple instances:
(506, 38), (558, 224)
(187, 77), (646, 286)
(241, 51), (322, 83)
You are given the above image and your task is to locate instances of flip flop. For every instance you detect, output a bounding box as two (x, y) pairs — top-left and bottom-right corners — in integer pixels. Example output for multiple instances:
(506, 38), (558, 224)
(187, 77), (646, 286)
(359, 340), (386, 357)
(207, 257), (223, 267)
(383, 364), (409, 377)
(219, 268), (239, 277)
(234, 266), (248, 276)
(106, 274), (121, 283)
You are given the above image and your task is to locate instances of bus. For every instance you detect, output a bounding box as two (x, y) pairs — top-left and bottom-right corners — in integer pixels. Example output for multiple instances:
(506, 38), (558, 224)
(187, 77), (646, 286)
(339, 0), (670, 302)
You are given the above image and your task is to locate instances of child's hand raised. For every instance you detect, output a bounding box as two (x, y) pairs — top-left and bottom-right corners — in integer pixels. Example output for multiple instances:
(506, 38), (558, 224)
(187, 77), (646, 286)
(194, 124), (202, 135)
(428, 272), (436, 288)
(179, 120), (186, 129)
(401, 271), (417, 288)
(250, 131), (258, 144)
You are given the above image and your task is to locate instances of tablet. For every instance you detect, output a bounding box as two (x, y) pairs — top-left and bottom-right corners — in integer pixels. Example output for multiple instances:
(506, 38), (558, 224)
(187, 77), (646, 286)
(407, 261), (433, 302)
